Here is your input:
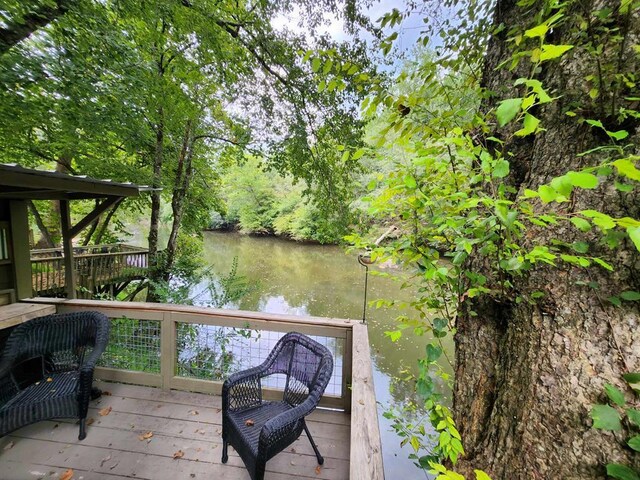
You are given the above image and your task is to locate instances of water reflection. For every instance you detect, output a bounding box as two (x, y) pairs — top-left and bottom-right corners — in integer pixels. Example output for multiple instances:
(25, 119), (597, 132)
(200, 232), (453, 478)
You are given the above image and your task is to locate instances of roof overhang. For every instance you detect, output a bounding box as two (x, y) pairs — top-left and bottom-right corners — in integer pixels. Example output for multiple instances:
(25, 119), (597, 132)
(0, 164), (154, 200)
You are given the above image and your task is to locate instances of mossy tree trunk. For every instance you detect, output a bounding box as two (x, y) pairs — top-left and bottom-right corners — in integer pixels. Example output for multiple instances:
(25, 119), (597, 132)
(453, 0), (640, 477)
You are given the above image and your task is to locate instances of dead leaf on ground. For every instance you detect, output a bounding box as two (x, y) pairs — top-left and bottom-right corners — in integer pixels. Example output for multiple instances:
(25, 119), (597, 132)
(290, 447), (296, 453)
(3, 441), (14, 450)
(173, 450), (185, 459)
(86, 418), (95, 426)
(100, 454), (112, 467)
(315, 465), (322, 475)
(102, 391), (112, 396)
(215, 408), (221, 413)
(358, 399), (364, 405)
(46, 377), (53, 383)
(60, 469), (74, 480)
(98, 406), (112, 416)
(189, 410), (199, 415)
(244, 419), (255, 427)
(138, 432), (153, 441)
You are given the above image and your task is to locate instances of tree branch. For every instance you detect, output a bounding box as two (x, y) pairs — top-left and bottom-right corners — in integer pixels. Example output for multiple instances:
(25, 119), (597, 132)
(0, 1), (74, 55)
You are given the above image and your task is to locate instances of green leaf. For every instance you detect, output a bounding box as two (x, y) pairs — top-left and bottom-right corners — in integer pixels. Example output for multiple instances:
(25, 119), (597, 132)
(311, 57), (321, 72)
(386, 330), (402, 342)
(493, 160), (510, 178)
(475, 471), (493, 480)
(627, 226), (640, 251)
(426, 344), (443, 362)
(590, 404), (622, 430)
(322, 59), (333, 74)
(570, 217), (592, 232)
(627, 408), (640, 426)
(496, 98), (523, 127)
(538, 185), (557, 203)
(524, 24), (548, 38)
(539, 44), (574, 61)
(608, 130), (629, 141)
(620, 291), (640, 301)
(628, 436), (640, 452)
(613, 159), (640, 181)
(623, 373), (640, 384)
(567, 171), (599, 189)
(606, 464), (640, 480)
(404, 175), (417, 189)
(604, 384), (626, 406)
(608, 296), (622, 307)
(515, 113), (540, 137)
(352, 148), (366, 160)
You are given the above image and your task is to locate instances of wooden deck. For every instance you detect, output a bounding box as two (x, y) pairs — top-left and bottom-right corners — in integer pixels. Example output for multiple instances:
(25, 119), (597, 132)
(0, 382), (350, 480)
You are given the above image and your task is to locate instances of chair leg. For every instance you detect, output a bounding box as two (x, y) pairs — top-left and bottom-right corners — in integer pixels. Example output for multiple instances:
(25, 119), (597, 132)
(78, 418), (87, 441)
(303, 422), (324, 465)
(222, 439), (228, 463)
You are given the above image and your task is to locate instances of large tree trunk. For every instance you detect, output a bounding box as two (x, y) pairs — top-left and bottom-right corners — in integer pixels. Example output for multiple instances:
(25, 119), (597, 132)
(453, 0), (640, 478)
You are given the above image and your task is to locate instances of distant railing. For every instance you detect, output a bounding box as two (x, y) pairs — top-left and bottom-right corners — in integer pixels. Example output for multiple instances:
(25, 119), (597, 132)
(26, 297), (384, 479)
(30, 244), (149, 297)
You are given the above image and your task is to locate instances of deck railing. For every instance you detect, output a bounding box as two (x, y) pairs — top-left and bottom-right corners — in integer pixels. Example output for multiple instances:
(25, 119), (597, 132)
(26, 297), (384, 479)
(30, 244), (148, 296)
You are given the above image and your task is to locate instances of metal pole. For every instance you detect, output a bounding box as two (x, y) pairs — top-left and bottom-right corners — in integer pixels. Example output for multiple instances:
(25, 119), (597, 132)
(357, 253), (372, 324)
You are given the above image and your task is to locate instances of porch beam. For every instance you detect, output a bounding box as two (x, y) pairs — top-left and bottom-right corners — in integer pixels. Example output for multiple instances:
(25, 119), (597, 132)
(59, 200), (76, 299)
(69, 196), (122, 239)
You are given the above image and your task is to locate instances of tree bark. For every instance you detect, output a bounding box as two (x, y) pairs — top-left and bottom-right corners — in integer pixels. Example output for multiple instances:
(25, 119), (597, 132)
(453, 0), (640, 478)
(0, 1), (75, 55)
(163, 119), (195, 281)
(28, 201), (55, 248)
(146, 106), (165, 302)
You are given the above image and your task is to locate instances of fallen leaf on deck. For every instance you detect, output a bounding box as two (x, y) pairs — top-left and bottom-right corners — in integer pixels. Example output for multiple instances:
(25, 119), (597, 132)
(358, 399), (364, 405)
(190, 475), (196, 478)
(53, 423), (59, 429)
(100, 454), (112, 467)
(86, 418), (95, 426)
(3, 441), (14, 450)
(98, 406), (112, 416)
(315, 465), (322, 475)
(109, 462), (119, 470)
(102, 391), (112, 396)
(244, 419), (255, 426)
(189, 410), (199, 415)
(46, 377), (53, 383)
(173, 450), (185, 459)
(290, 448), (296, 453)
(60, 469), (74, 480)
(215, 408), (221, 413)
(138, 432), (153, 441)
(156, 405), (163, 409)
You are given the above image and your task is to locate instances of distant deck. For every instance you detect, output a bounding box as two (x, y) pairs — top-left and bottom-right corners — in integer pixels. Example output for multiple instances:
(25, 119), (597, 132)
(31, 244), (148, 297)
(0, 382), (349, 480)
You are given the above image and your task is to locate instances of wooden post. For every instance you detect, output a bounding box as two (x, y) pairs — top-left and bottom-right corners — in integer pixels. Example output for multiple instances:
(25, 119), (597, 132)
(9, 201), (33, 300)
(59, 200), (76, 299)
(160, 311), (175, 392)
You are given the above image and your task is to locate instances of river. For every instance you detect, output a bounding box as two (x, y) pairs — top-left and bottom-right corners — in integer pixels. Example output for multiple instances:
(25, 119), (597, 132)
(194, 231), (453, 478)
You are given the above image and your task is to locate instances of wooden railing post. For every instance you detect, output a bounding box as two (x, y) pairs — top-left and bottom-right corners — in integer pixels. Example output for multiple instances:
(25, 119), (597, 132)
(343, 328), (353, 412)
(160, 311), (175, 392)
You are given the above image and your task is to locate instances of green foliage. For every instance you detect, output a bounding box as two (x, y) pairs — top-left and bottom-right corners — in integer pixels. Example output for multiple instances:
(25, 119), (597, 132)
(591, 376), (640, 478)
(220, 156), (351, 243)
(348, 0), (640, 472)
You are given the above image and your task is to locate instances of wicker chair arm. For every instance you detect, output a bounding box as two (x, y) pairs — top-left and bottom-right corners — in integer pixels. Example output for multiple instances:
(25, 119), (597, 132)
(222, 365), (266, 412)
(259, 397), (316, 449)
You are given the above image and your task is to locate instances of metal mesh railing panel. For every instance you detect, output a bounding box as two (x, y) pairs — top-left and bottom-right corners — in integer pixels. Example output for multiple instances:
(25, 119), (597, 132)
(98, 317), (161, 373)
(175, 325), (344, 397)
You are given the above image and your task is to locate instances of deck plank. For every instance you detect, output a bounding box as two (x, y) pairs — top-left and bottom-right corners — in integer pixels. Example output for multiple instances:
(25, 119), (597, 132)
(0, 383), (349, 480)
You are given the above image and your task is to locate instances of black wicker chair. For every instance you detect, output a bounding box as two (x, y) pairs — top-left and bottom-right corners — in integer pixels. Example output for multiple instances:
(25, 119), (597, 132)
(0, 311), (110, 441)
(221, 332), (333, 480)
